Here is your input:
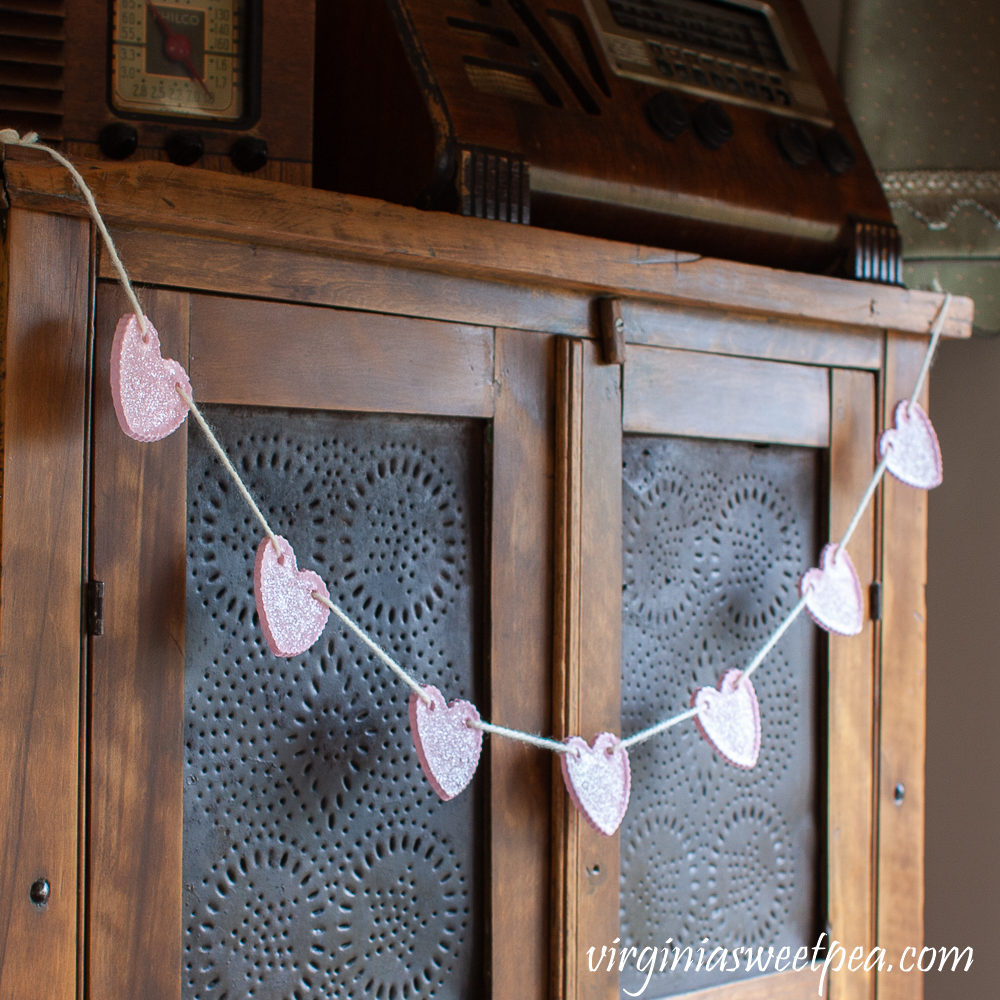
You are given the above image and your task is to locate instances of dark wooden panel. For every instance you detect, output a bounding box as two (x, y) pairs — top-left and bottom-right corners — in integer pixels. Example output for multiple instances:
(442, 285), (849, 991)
(112, 233), (591, 337)
(2, 153), (975, 338)
(576, 343), (622, 1000)
(552, 337), (584, 1000)
(552, 338), (621, 1000)
(97, 232), (889, 371)
(625, 301), (883, 371)
(89, 286), (188, 1000)
(491, 329), (556, 1000)
(624, 345), (830, 446)
(0, 209), (89, 1000)
(827, 368), (877, 1000)
(877, 336), (931, 1000)
(188, 294), (495, 417)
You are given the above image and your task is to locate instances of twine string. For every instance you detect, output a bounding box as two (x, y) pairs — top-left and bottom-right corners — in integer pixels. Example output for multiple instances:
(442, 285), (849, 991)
(621, 292), (952, 750)
(0, 129), (148, 337)
(910, 292), (951, 409)
(834, 291), (951, 564)
(176, 386), (282, 556)
(0, 129), (955, 760)
(619, 706), (701, 750)
(468, 719), (578, 755)
(312, 592), (432, 705)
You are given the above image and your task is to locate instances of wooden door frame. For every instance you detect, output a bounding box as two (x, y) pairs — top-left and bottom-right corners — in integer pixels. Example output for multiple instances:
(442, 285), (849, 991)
(593, 341), (889, 1000)
(87, 289), (559, 998)
(551, 337), (623, 1000)
(0, 207), (92, 1000)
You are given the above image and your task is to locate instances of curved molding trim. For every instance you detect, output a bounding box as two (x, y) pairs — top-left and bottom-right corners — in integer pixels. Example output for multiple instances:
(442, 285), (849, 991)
(880, 170), (1000, 231)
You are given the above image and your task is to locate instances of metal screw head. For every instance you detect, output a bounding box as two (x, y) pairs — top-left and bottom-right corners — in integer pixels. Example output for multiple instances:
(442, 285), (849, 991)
(893, 783), (905, 805)
(29, 878), (50, 905)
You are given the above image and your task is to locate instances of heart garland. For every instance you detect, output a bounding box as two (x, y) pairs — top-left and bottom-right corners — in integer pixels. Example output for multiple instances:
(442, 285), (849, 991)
(100, 286), (948, 835)
(560, 732), (631, 836)
(5, 130), (954, 866)
(879, 400), (943, 490)
(800, 542), (864, 636)
(692, 669), (761, 769)
(110, 313), (192, 442)
(409, 685), (484, 801)
(253, 535), (331, 658)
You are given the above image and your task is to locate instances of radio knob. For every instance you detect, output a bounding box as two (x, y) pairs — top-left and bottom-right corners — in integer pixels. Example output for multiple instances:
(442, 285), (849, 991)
(691, 100), (733, 150)
(776, 121), (817, 167)
(645, 91), (690, 141)
(165, 130), (204, 167)
(819, 129), (857, 175)
(98, 122), (138, 161)
(231, 136), (269, 173)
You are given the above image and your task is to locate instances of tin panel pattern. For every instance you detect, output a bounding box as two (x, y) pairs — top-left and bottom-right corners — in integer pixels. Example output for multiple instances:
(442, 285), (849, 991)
(183, 406), (485, 1000)
(620, 435), (821, 997)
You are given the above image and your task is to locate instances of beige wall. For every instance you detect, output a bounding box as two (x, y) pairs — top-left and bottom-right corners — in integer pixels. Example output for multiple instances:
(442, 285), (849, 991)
(925, 338), (1000, 999)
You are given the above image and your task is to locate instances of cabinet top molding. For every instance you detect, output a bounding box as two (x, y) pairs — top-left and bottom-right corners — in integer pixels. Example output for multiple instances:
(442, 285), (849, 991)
(3, 148), (972, 339)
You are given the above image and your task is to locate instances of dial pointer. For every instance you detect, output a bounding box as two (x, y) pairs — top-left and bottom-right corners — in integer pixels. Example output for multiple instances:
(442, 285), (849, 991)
(145, 1), (212, 96)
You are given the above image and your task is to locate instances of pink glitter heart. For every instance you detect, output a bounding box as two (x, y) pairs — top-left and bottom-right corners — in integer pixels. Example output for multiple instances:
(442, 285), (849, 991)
(800, 542), (864, 636)
(879, 400), (943, 490)
(692, 668), (761, 769)
(110, 313), (192, 442)
(253, 535), (330, 657)
(409, 684), (483, 801)
(560, 732), (631, 837)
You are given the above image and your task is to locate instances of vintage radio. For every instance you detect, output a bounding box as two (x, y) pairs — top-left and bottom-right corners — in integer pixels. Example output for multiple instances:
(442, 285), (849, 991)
(314, 0), (900, 279)
(0, 0), (315, 184)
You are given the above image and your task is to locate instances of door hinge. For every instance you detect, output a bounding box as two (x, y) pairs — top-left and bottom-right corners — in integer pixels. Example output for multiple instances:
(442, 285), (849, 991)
(87, 580), (105, 636)
(869, 581), (882, 622)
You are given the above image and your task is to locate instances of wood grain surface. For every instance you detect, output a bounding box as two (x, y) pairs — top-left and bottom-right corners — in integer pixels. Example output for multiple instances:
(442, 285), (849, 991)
(671, 967), (823, 1000)
(94, 228), (887, 372)
(552, 337), (585, 1000)
(2, 152), (974, 339)
(490, 329), (556, 1000)
(624, 301), (884, 371)
(108, 229), (594, 339)
(188, 294), (495, 418)
(876, 336), (931, 1000)
(89, 286), (188, 1000)
(827, 368), (878, 1000)
(551, 338), (621, 1000)
(0, 209), (90, 1000)
(623, 344), (830, 446)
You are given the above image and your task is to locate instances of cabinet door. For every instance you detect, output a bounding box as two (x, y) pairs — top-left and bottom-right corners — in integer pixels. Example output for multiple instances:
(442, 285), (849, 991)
(562, 342), (879, 1000)
(88, 288), (556, 1000)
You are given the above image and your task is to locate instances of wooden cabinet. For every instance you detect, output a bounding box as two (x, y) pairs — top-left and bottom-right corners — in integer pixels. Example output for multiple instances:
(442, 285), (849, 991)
(0, 149), (971, 1000)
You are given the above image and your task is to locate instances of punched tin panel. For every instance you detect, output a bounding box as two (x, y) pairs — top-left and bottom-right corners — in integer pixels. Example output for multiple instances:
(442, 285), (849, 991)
(183, 406), (486, 1000)
(620, 435), (822, 997)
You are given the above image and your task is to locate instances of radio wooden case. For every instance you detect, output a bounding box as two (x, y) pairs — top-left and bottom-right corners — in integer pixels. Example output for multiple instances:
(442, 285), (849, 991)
(314, 0), (899, 278)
